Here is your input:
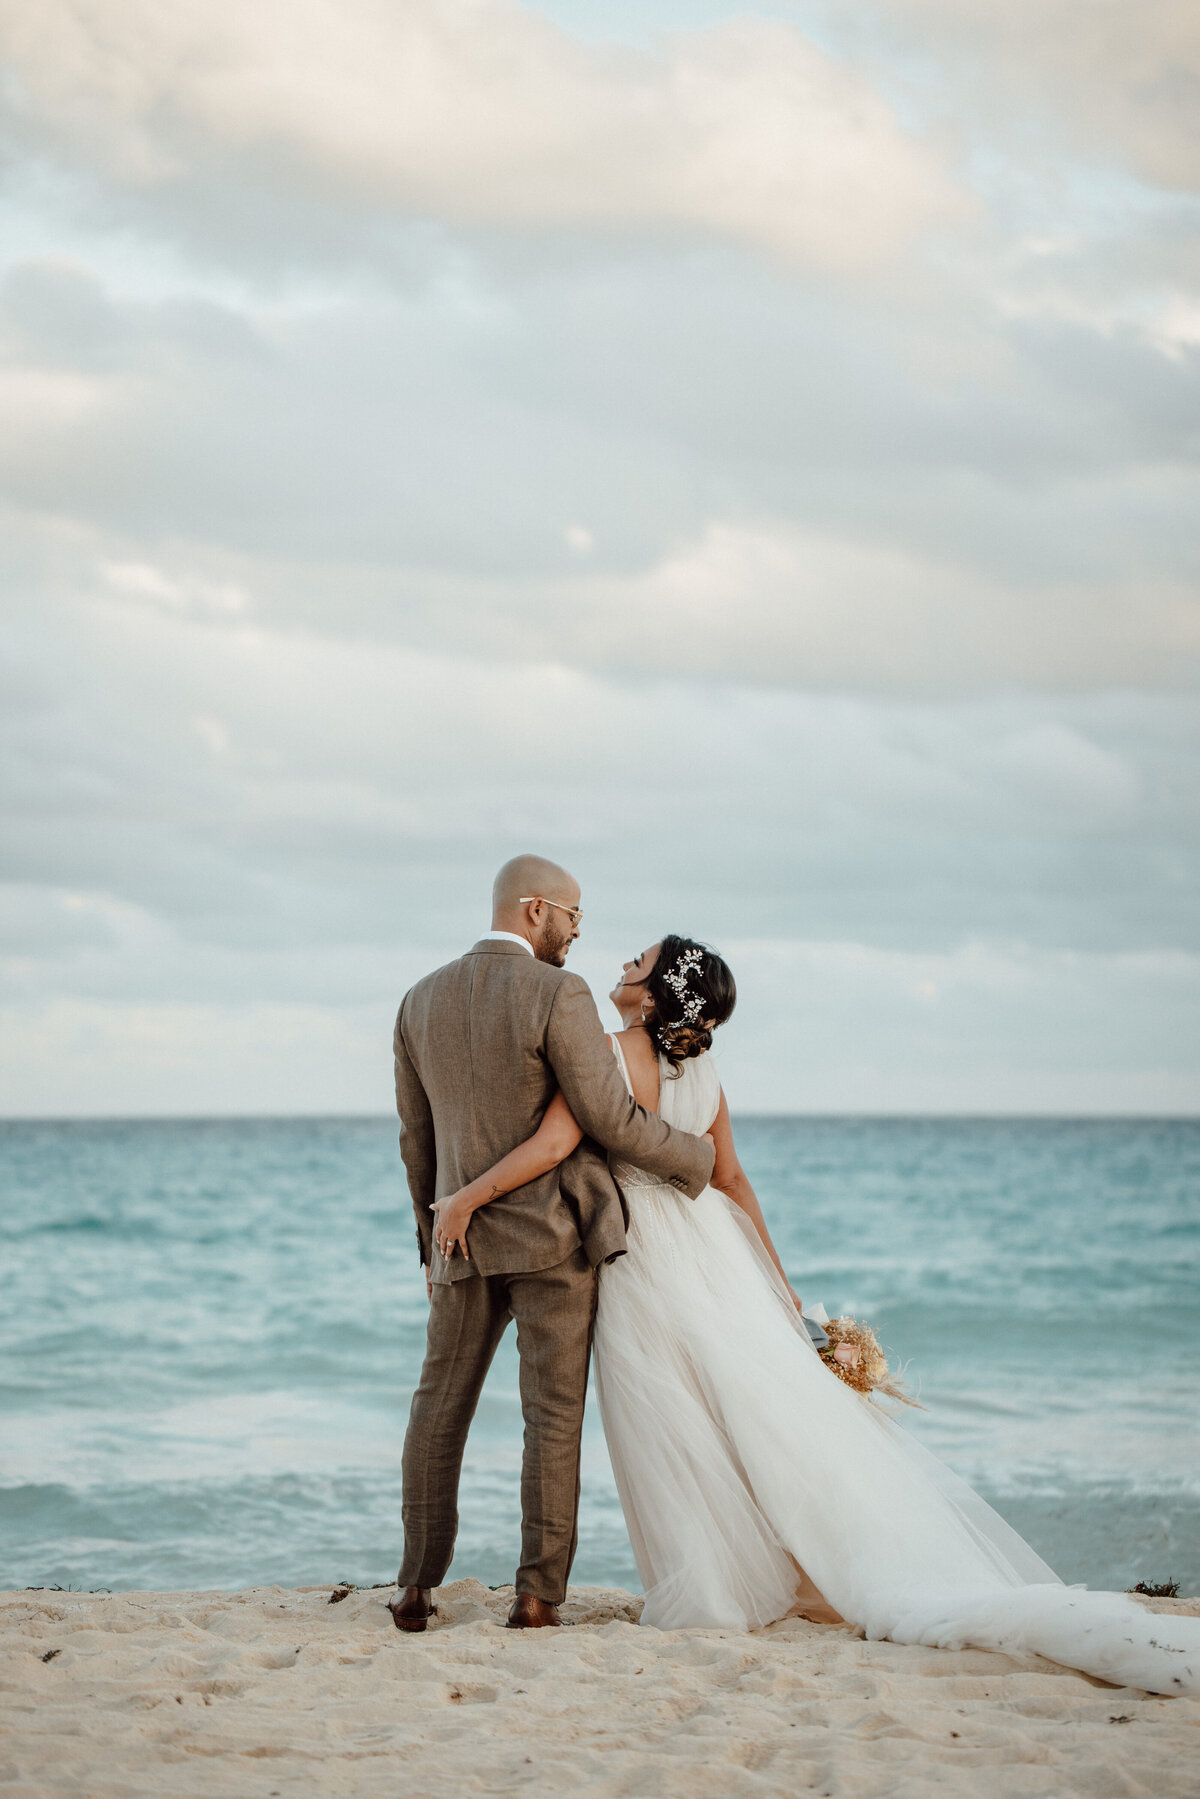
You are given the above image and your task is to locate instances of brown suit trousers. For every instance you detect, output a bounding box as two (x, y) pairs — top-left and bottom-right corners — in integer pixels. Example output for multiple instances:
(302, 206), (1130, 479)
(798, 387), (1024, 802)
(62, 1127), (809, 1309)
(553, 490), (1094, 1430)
(399, 1248), (595, 1602)
(394, 939), (714, 1602)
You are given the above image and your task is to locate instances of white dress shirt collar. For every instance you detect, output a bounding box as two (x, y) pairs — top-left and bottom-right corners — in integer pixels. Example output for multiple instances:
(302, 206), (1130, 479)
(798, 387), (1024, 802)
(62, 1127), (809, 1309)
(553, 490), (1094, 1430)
(479, 930), (534, 956)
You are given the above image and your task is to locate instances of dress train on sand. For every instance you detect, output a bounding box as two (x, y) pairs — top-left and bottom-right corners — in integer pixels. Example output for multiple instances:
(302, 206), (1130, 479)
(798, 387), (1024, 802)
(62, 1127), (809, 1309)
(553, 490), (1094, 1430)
(592, 1046), (1199, 1696)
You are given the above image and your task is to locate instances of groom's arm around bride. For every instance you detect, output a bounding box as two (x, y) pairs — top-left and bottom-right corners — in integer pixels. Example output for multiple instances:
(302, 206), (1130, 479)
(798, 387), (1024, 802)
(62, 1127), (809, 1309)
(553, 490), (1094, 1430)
(394, 888), (713, 1287)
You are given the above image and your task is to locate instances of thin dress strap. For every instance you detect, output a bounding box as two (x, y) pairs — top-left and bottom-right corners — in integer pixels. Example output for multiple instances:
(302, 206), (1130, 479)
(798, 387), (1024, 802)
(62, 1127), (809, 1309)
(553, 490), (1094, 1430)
(608, 1033), (634, 1096)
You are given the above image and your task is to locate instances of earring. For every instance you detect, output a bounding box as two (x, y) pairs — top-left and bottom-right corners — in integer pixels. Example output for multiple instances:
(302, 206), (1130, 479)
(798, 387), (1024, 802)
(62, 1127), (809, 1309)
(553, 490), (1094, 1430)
(640, 1002), (650, 1022)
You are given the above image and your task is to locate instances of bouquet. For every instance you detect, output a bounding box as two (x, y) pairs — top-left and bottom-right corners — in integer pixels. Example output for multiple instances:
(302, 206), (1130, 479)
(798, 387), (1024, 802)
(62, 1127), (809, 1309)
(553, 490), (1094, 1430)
(805, 1303), (920, 1407)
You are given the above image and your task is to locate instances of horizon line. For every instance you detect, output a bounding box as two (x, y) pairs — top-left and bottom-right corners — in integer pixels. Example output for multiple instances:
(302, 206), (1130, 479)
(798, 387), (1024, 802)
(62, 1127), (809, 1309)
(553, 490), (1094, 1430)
(2, 1111), (1198, 1126)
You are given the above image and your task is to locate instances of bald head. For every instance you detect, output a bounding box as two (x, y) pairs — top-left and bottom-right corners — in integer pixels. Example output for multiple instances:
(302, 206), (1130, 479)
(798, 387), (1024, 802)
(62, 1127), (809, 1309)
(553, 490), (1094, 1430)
(491, 854), (582, 965)
(492, 854), (576, 917)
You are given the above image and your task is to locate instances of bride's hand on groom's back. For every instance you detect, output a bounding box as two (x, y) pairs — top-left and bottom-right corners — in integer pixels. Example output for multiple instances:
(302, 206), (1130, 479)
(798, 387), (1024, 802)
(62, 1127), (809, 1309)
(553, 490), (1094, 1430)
(431, 1190), (475, 1262)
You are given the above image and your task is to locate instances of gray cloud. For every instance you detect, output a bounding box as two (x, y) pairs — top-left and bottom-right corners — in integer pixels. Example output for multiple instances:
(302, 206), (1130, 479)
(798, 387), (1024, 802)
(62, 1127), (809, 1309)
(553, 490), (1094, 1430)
(1, 254), (1196, 694)
(871, 0), (1200, 192)
(3, 582), (1196, 978)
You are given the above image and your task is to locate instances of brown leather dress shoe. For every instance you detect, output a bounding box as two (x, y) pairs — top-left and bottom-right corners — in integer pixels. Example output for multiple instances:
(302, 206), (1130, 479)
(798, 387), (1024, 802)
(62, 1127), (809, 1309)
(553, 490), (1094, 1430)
(388, 1586), (436, 1632)
(506, 1594), (561, 1629)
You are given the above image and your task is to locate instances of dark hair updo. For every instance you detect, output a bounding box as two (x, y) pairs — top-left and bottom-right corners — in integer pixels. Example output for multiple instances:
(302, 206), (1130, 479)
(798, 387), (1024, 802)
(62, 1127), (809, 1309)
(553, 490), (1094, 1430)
(644, 935), (737, 1074)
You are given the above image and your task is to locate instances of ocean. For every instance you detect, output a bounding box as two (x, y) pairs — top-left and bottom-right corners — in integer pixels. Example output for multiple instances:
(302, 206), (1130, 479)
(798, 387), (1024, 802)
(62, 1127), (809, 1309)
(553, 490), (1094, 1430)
(2, 1117), (1197, 1597)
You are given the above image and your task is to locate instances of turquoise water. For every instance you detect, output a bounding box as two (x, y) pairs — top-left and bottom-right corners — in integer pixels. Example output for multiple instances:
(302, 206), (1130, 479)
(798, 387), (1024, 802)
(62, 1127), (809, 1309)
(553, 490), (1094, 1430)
(2, 1118), (1197, 1596)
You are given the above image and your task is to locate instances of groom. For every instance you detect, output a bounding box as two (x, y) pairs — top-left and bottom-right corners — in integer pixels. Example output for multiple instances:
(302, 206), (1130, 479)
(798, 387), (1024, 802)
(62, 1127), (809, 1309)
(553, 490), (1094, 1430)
(390, 853), (715, 1630)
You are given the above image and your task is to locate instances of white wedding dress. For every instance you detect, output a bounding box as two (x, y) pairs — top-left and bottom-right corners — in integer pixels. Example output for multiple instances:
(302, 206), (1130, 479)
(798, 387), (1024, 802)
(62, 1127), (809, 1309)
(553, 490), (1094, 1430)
(592, 1043), (1200, 1695)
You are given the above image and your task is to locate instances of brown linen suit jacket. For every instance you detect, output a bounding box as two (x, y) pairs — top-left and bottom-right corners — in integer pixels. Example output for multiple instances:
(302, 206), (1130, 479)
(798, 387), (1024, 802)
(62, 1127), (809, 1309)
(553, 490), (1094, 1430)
(394, 938), (715, 1283)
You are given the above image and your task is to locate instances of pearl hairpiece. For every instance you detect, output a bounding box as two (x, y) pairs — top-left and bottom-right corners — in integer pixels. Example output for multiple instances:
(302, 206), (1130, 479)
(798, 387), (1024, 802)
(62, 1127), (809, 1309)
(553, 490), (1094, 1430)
(661, 945), (705, 1024)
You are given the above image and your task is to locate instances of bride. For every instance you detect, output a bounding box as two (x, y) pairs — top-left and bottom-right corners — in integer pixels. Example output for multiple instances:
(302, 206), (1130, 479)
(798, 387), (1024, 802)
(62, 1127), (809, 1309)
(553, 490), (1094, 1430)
(431, 936), (1199, 1696)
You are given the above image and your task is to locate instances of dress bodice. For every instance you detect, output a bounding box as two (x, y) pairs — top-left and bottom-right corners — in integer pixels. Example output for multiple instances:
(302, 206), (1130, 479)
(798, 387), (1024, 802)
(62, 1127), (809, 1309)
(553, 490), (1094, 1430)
(608, 1038), (721, 1189)
(657, 1046), (722, 1135)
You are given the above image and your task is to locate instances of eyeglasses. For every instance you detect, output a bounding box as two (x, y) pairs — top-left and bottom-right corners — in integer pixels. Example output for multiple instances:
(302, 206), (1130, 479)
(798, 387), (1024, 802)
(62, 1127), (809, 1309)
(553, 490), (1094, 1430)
(519, 897), (584, 928)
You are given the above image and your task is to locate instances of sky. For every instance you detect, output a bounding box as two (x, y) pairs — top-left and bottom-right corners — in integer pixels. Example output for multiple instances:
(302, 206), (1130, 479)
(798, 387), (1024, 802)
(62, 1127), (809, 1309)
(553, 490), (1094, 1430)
(0, 0), (1197, 1116)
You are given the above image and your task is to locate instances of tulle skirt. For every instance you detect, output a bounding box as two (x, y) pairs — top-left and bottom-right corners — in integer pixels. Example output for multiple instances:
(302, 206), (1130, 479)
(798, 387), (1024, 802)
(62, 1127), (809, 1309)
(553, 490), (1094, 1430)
(593, 1177), (1200, 1696)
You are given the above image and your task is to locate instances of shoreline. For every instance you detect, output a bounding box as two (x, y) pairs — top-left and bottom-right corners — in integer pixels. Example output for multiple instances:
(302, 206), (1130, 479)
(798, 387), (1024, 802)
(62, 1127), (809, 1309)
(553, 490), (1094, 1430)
(4, 1580), (1198, 1797)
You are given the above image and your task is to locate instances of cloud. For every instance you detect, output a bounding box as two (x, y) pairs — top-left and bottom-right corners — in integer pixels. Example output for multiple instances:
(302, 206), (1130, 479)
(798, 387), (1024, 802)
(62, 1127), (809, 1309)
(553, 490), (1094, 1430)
(1, 2), (1197, 1116)
(3, 488), (1197, 1116)
(2, 576), (1196, 978)
(2, 255), (1197, 673)
(0, 0), (961, 271)
(442, 520), (1200, 694)
(100, 559), (247, 616)
(4, 936), (1197, 1115)
(713, 935), (1200, 1112)
(0, 997), (401, 1116)
(11, 504), (1198, 703)
(875, 0), (1200, 191)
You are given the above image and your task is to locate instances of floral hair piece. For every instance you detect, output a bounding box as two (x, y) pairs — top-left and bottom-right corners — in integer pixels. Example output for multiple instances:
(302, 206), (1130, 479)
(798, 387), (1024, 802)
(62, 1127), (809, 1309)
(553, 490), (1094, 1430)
(661, 945), (705, 1024)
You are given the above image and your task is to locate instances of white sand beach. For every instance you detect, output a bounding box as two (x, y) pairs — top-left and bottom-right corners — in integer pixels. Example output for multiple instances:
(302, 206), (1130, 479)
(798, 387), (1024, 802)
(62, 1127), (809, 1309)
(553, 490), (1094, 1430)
(2, 1579), (1197, 1797)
